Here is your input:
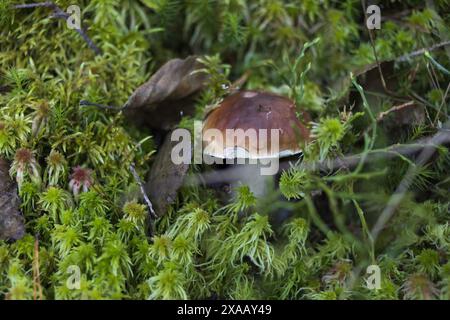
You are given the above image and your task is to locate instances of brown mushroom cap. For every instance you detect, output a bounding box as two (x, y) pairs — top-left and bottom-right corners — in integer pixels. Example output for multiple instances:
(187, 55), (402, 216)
(202, 90), (310, 159)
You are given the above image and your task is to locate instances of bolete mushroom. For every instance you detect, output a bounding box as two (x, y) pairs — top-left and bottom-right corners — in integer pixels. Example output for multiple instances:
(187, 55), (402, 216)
(202, 90), (310, 195)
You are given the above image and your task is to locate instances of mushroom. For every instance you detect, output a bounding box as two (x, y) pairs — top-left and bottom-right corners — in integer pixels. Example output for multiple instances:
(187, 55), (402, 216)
(202, 90), (310, 196)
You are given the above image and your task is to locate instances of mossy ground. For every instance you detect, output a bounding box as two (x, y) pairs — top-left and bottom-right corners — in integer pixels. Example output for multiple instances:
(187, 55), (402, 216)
(0, 0), (450, 300)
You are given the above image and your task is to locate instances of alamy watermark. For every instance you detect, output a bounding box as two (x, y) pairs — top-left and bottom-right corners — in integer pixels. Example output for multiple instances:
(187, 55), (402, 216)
(66, 5), (81, 30)
(66, 265), (81, 290)
(365, 264), (381, 290)
(171, 121), (281, 176)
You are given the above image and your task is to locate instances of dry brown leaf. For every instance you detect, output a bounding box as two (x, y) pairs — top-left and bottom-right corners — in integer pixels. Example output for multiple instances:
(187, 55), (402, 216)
(145, 130), (189, 217)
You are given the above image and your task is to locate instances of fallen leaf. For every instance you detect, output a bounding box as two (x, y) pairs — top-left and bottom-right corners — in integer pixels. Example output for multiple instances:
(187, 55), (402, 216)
(145, 130), (190, 216)
(124, 56), (208, 130)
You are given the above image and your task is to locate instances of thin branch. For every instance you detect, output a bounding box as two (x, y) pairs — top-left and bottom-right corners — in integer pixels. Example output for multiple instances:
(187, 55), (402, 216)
(354, 40), (450, 77)
(376, 100), (416, 122)
(344, 124), (450, 298)
(79, 100), (125, 111)
(129, 163), (156, 237)
(32, 235), (43, 301)
(13, 1), (102, 55)
(13, 2), (54, 9)
(433, 81), (450, 125)
(229, 71), (251, 94)
(397, 40), (450, 62)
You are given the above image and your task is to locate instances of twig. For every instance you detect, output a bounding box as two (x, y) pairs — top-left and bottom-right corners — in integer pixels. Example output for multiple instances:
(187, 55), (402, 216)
(344, 124), (450, 298)
(397, 40), (450, 62)
(229, 71), (251, 94)
(359, 95), (445, 140)
(13, 1), (102, 55)
(130, 163), (156, 218)
(79, 100), (125, 111)
(433, 81), (450, 125)
(13, 2), (53, 9)
(376, 100), (416, 122)
(304, 129), (450, 172)
(129, 163), (156, 236)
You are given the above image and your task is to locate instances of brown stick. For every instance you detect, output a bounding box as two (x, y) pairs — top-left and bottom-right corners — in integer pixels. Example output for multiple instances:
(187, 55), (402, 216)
(229, 71), (251, 93)
(354, 40), (450, 77)
(376, 100), (416, 122)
